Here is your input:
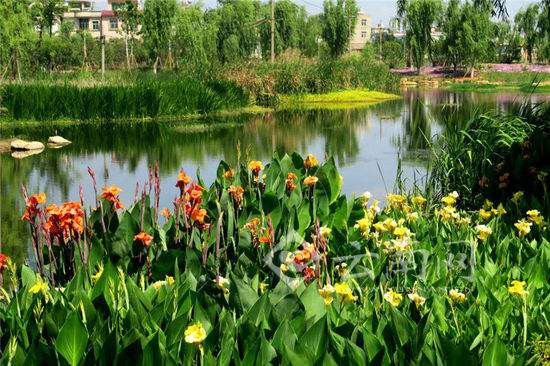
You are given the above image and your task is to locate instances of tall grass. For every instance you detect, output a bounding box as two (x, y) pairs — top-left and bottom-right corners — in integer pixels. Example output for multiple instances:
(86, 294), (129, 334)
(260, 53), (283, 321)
(428, 102), (550, 208)
(0, 78), (249, 121)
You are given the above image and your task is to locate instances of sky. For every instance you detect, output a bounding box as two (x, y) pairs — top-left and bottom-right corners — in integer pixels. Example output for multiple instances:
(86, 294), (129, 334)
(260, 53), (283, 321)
(95, 0), (538, 26)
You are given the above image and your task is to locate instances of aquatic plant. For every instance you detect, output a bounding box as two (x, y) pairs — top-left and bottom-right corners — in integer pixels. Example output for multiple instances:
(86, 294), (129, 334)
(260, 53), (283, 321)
(0, 153), (548, 364)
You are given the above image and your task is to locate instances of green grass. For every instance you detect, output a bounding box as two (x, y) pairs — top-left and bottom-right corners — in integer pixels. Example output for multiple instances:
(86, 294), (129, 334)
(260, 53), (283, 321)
(280, 89), (400, 109)
(0, 78), (249, 122)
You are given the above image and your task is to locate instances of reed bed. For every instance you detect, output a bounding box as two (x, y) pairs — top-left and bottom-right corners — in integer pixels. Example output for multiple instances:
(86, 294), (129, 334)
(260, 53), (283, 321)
(0, 78), (249, 121)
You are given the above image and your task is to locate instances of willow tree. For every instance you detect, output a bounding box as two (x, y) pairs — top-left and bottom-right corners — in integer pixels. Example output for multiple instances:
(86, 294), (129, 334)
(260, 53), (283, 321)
(116, 0), (140, 69)
(458, 1), (491, 77)
(0, 0), (35, 80)
(141, 0), (178, 73)
(404, 0), (442, 74)
(320, 0), (358, 58)
(515, 4), (540, 63)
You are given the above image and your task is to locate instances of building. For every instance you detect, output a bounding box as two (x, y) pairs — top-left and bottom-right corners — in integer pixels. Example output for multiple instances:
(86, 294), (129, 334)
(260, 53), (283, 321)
(54, 0), (138, 40)
(350, 12), (372, 52)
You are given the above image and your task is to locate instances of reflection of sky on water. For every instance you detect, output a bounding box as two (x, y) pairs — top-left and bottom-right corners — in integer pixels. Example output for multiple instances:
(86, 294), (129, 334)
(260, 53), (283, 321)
(2, 89), (548, 261)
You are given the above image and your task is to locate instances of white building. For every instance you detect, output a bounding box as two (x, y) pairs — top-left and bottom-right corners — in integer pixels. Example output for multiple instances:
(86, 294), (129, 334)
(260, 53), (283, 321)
(350, 12), (372, 51)
(54, 0), (138, 40)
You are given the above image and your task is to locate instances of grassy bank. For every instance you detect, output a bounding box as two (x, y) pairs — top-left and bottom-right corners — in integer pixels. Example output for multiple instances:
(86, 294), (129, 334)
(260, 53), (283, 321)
(279, 89), (400, 110)
(0, 78), (249, 121)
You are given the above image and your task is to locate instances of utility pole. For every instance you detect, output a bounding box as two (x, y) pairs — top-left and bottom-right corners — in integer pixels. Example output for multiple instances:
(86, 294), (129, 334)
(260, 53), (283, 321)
(378, 23), (383, 61)
(101, 36), (105, 80)
(270, 0), (275, 62)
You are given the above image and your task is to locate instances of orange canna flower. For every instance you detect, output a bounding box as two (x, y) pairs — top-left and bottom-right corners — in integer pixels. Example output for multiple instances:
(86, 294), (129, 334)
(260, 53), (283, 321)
(286, 172), (297, 192)
(224, 169), (235, 180)
(161, 207), (171, 219)
(191, 208), (207, 224)
(228, 185), (245, 206)
(248, 161), (263, 174)
(303, 176), (319, 187)
(186, 183), (204, 202)
(176, 169), (191, 190)
(22, 193), (47, 222)
(134, 231), (154, 248)
(101, 186), (124, 210)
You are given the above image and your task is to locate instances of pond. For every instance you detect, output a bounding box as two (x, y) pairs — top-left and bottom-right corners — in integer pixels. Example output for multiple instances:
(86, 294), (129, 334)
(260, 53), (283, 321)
(1, 89), (549, 262)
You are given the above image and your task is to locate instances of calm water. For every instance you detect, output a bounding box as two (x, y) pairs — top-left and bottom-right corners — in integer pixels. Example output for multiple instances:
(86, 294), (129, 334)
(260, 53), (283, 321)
(2, 89), (549, 261)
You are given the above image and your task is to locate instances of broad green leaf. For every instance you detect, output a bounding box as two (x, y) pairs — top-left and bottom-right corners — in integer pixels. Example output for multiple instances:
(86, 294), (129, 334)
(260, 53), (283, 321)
(55, 311), (88, 366)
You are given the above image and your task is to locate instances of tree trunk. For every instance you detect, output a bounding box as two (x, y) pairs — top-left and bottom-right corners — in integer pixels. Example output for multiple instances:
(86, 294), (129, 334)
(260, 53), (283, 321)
(125, 35), (130, 69)
(470, 66), (475, 78)
(153, 55), (159, 74)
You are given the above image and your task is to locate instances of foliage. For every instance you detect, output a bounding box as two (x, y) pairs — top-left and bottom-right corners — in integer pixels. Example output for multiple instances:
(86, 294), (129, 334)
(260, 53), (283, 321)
(141, 0), (178, 72)
(457, 1), (492, 77)
(259, 0), (307, 58)
(404, 0), (442, 73)
(381, 40), (405, 68)
(0, 152), (549, 364)
(515, 4), (540, 63)
(213, 0), (260, 64)
(429, 103), (550, 208)
(320, 0), (359, 58)
(29, 0), (66, 38)
(0, 78), (249, 121)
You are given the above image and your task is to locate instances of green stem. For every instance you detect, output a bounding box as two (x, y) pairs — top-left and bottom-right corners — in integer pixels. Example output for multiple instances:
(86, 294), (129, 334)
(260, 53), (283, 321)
(522, 297), (528, 347)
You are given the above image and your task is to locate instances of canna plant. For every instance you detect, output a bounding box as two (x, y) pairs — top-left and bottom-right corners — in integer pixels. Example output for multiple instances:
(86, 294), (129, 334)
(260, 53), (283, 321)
(0, 153), (549, 365)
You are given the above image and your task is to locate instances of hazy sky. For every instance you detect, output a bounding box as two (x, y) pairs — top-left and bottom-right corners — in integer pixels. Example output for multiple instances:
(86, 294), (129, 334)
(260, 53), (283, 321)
(95, 0), (537, 25)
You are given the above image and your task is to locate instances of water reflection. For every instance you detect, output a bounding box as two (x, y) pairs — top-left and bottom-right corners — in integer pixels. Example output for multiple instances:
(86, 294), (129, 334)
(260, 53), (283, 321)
(1, 89), (548, 262)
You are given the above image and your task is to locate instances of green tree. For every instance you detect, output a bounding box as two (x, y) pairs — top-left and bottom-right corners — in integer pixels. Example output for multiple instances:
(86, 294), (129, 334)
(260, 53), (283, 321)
(538, 2), (550, 62)
(441, 0), (462, 71)
(214, 0), (259, 63)
(141, 0), (178, 73)
(115, 0), (140, 69)
(458, 1), (491, 77)
(259, 0), (307, 58)
(404, 0), (442, 74)
(515, 4), (540, 63)
(29, 0), (65, 39)
(173, 5), (218, 74)
(0, 0), (35, 80)
(320, 0), (359, 58)
(298, 15), (321, 57)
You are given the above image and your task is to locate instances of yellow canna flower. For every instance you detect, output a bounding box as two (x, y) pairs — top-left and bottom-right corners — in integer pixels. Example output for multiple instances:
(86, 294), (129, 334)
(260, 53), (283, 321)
(383, 289), (403, 307)
(407, 212), (419, 222)
(29, 276), (49, 295)
(441, 191), (459, 206)
(152, 280), (166, 290)
(475, 224), (492, 241)
(213, 276), (230, 295)
(449, 289), (466, 303)
(514, 219), (532, 237)
(259, 282), (268, 294)
(318, 284), (335, 305)
(334, 282), (357, 303)
(387, 194), (406, 209)
(248, 160), (263, 174)
(165, 276), (175, 285)
(495, 203), (507, 216)
(91, 263), (104, 284)
(303, 176), (319, 187)
(407, 292), (426, 308)
(280, 263), (289, 273)
(184, 322), (207, 344)
(508, 280), (528, 298)
(320, 226), (332, 239)
(478, 209), (492, 221)
(411, 195), (427, 206)
(511, 191), (524, 204)
(304, 154), (319, 170)
(393, 226), (411, 239)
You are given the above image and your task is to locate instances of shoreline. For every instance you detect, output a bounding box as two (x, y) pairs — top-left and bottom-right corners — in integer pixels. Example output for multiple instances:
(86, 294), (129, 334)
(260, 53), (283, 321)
(0, 89), (400, 130)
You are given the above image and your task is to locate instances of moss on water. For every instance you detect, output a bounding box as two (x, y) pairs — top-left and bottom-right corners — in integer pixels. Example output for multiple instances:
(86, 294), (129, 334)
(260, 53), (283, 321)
(280, 89), (400, 106)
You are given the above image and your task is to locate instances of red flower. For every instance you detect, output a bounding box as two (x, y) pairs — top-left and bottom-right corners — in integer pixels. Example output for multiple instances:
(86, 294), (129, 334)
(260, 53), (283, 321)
(21, 193), (46, 222)
(302, 267), (316, 282)
(101, 186), (124, 210)
(134, 231), (154, 248)
(191, 208), (207, 224)
(0, 254), (9, 273)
